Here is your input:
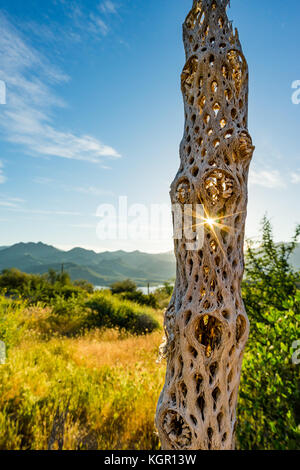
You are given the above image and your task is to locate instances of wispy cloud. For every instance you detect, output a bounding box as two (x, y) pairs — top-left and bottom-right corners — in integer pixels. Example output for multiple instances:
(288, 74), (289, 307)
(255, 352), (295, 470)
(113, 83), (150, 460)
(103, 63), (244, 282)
(0, 196), (25, 208)
(291, 171), (300, 184)
(6, 207), (82, 216)
(249, 168), (286, 189)
(69, 1), (120, 38)
(67, 185), (114, 196)
(0, 201), (17, 208)
(99, 1), (118, 14)
(21, 1), (120, 48)
(34, 177), (113, 197)
(89, 13), (108, 36)
(0, 161), (6, 184)
(0, 13), (120, 164)
(67, 4), (109, 39)
(69, 223), (96, 229)
(0, 194), (81, 216)
(33, 177), (54, 185)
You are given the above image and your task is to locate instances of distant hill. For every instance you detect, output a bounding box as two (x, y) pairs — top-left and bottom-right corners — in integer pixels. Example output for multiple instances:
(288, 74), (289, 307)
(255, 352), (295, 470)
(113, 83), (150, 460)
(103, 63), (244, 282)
(0, 241), (299, 286)
(0, 242), (176, 286)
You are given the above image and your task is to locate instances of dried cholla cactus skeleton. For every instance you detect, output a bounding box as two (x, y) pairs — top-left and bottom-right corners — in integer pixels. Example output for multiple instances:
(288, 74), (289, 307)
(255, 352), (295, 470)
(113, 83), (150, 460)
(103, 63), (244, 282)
(156, 0), (255, 450)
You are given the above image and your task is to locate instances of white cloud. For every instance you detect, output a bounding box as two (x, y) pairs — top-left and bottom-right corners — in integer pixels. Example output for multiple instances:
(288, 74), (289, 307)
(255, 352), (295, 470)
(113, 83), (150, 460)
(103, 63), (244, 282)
(0, 196), (25, 208)
(0, 201), (16, 207)
(89, 14), (108, 36)
(34, 177), (54, 185)
(34, 178), (113, 196)
(0, 161), (6, 184)
(99, 1), (118, 14)
(69, 185), (113, 196)
(69, 223), (96, 229)
(0, 13), (120, 164)
(291, 171), (300, 184)
(6, 207), (82, 216)
(68, 5), (109, 39)
(249, 169), (286, 189)
(0, 195), (81, 216)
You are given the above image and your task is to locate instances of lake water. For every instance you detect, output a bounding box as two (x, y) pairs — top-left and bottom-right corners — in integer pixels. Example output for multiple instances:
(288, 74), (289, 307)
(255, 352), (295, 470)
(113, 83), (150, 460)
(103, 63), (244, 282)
(94, 285), (163, 294)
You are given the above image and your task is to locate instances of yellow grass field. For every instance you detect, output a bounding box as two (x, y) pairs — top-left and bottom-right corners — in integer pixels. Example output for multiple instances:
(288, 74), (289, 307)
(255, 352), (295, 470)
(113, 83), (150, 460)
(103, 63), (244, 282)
(0, 307), (166, 450)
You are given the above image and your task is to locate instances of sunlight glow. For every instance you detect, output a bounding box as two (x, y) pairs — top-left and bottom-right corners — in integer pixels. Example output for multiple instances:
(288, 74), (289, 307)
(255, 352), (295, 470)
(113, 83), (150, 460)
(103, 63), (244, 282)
(204, 217), (217, 228)
(184, 205), (246, 256)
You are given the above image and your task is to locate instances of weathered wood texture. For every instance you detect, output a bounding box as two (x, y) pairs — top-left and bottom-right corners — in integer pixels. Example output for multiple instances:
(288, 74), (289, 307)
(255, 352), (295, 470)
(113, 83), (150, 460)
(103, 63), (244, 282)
(156, 0), (254, 450)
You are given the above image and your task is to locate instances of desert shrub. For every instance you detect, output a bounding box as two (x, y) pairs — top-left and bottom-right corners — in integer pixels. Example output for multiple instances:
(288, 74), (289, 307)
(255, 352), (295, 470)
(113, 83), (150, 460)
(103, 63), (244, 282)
(153, 281), (174, 309)
(47, 268), (71, 286)
(243, 216), (300, 328)
(110, 278), (158, 308)
(0, 296), (26, 352)
(110, 279), (137, 294)
(237, 294), (300, 450)
(46, 294), (90, 337)
(51, 294), (86, 316)
(26, 284), (82, 304)
(0, 269), (46, 297)
(86, 292), (160, 335)
(0, 269), (89, 304)
(118, 291), (158, 308)
(132, 313), (161, 335)
(237, 217), (300, 449)
(73, 280), (94, 294)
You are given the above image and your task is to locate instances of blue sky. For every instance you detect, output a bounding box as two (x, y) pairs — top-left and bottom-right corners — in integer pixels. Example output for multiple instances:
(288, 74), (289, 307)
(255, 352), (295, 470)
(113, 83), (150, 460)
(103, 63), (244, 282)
(0, 0), (299, 253)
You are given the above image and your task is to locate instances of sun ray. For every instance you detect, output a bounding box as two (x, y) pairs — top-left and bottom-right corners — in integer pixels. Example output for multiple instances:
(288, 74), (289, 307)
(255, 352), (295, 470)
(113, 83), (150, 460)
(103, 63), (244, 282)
(183, 206), (246, 254)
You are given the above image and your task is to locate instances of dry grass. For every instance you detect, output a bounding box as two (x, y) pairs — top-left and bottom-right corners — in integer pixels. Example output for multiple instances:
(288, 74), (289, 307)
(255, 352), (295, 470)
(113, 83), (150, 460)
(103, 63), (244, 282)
(0, 294), (168, 450)
(68, 329), (163, 370)
(0, 297), (166, 450)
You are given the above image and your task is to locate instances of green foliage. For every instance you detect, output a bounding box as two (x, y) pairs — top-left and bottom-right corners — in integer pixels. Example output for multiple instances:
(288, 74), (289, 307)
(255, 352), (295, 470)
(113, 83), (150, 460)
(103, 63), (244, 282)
(110, 278), (158, 308)
(0, 297), (27, 352)
(243, 216), (300, 327)
(153, 282), (174, 309)
(1, 219), (299, 449)
(73, 279), (94, 293)
(47, 294), (89, 337)
(238, 295), (300, 449)
(0, 268), (89, 304)
(46, 265), (72, 286)
(158, 281), (174, 297)
(47, 268), (71, 286)
(118, 291), (158, 308)
(86, 292), (160, 335)
(0, 268), (44, 296)
(0, 331), (164, 450)
(110, 279), (138, 294)
(237, 217), (300, 449)
(0, 269), (161, 337)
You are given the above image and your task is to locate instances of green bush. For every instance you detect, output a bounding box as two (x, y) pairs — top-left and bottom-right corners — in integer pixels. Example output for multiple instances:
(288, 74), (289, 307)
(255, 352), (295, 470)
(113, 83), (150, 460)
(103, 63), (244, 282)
(237, 217), (300, 449)
(73, 279), (94, 293)
(237, 296), (300, 450)
(45, 294), (89, 336)
(0, 297), (26, 352)
(110, 279), (137, 294)
(86, 292), (160, 335)
(153, 282), (174, 309)
(118, 291), (158, 308)
(0, 268), (89, 304)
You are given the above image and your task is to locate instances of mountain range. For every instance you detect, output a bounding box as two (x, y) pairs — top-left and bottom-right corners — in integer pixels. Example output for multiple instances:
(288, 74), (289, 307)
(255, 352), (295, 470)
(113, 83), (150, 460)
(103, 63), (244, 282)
(0, 241), (299, 286)
(0, 242), (176, 286)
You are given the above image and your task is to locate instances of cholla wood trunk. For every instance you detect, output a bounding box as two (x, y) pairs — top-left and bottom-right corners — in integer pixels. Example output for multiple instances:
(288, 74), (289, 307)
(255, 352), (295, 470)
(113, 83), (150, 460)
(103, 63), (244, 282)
(156, 0), (255, 450)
